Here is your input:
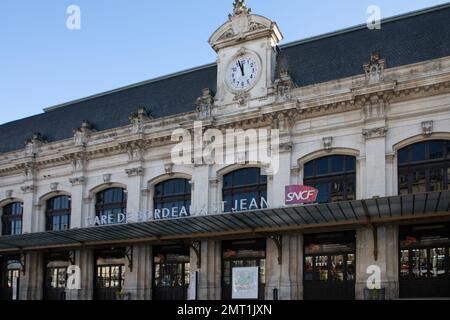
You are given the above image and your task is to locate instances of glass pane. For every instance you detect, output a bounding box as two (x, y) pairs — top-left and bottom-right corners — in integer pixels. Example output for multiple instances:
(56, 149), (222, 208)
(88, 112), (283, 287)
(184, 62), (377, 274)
(316, 158), (329, 175)
(304, 162), (313, 178)
(429, 168), (444, 192)
(346, 156), (356, 171)
(411, 171), (426, 193)
(332, 156), (344, 173)
(398, 149), (408, 165)
(316, 256), (328, 281)
(330, 255), (344, 281)
(411, 249), (428, 278)
(429, 141), (444, 160)
(430, 248), (445, 278)
(346, 254), (355, 281)
(399, 173), (409, 195)
(400, 250), (410, 277)
(411, 143), (426, 162)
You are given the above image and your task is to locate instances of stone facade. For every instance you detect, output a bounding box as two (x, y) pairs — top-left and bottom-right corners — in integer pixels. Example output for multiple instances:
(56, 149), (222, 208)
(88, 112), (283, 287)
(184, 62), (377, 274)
(1, 3), (450, 300)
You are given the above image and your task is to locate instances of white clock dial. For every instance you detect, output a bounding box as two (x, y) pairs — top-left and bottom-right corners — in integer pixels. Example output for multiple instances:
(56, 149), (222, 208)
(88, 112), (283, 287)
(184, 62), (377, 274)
(227, 55), (259, 91)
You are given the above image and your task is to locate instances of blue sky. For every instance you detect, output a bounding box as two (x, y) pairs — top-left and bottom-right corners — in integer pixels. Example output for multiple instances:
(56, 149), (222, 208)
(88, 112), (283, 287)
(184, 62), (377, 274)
(0, 0), (448, 125)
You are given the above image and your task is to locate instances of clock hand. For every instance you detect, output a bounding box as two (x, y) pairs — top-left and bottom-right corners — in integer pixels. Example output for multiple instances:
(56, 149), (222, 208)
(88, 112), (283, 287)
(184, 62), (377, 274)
(238, 61), (244, 76)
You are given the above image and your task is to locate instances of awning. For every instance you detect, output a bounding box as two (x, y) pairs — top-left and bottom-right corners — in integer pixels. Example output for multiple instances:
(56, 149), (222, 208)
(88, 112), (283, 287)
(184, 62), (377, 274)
(0, 191), (449, 253)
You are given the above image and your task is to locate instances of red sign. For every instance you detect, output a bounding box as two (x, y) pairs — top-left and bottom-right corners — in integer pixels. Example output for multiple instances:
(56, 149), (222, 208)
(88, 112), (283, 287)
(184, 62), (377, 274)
(285, 185), (319, 205)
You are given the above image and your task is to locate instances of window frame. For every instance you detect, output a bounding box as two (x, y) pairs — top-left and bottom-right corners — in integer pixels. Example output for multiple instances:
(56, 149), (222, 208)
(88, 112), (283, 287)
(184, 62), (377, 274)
(1, 202), (23, 236)
(45, 195), (71, 231)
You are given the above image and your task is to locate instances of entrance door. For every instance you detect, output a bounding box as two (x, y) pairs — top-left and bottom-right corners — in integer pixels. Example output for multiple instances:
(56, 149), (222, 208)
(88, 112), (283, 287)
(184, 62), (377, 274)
(0, 257), (20, 300)
(43, 252), (70, 300)
(153, 246), (190, 300)
(94, 248), (126, 300)
(304, 231), (356, 300)
(222, 239), (266, 300)
(399, 224), (450, 298)
(44, 267), (67, 300)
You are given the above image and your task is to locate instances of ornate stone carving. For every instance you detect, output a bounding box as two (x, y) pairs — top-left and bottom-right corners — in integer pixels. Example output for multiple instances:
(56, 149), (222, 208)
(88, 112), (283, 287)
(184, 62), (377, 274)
(25, 132), (45, 156)
(73, 121), (93, 146)
(232, 0), (251, 16)
(360, 93), (390, 121)
(275, 70), (296, 102)
(69, 177), (86, 186)
(233, 91), (250, 107)
(164, 163), (174, 175)
(69, 152), (88, 174)
(50, 182), (59, 191)
(363, 53), (386, 84)
(125, 167), (144, 177)
(196, 88), (215, 120)
(362, 127), (388, 139)
(5, 190), (13, 198)
(421, 121), (434, 136)
(129, 107), (151, 134)
(103, 174), (112, 183)
(121, 140), (145, 162)
(21, 185), (36, 194)
(323, 137), (333, 150)
(23, 162), (37, 182)
(217, 28), (234, 41)
(280, 142), (293, 152)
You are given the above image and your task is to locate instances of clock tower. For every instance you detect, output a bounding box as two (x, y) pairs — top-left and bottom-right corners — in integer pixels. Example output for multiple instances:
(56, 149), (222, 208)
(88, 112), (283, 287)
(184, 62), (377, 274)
(209, 1), (283, 109)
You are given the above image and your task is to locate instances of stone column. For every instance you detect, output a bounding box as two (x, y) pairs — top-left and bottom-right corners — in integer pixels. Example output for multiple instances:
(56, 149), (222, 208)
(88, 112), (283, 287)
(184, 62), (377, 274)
(19, 252), (44, 300)
(69, 177), (86, 228)
(123, 245), (152, 300)
(20, 185), (36, 234)
(197, 240), (221, 300)
(191, 165), (209, 216)
(265, 235), (303, 300)
(76, 248), (94, 300)
(355, 225), (399, 300)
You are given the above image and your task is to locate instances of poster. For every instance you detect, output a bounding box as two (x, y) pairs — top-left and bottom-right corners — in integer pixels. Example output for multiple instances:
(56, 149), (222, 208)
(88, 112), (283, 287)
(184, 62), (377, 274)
(232, 267), (259, 299)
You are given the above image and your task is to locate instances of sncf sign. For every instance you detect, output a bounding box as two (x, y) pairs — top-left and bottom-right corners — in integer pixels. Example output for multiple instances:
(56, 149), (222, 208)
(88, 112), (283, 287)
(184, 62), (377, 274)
(285, 185), (319, 205)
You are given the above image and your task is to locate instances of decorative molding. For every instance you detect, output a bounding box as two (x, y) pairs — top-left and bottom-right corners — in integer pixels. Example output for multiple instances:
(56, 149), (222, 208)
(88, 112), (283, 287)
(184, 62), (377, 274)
(290, 166), (301, 176)
(363, 53), (386, 84)
(359, 92), (390, 121)
(362, 127), (388, 140)
(22, 162), (37, 182)
(323, 137), (333, 151)
(21, 185), (36, 194)
(122, 140), (145, 162)
(209, 178), (219, 186)
(279, 142), (293, 153)
(50, 182), (59, 191)
(103, 174), (112, 183)
(69, 177), (86, 186)
(196, 88), (215, 120)
(421, 120), (434, 136)
(125, 167), (144, 177)
(5, 190), (13, 198)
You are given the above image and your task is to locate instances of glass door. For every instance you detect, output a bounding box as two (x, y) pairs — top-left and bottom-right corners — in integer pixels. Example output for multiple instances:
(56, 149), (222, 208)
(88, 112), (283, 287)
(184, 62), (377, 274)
(303, 231), (356, 300)
(153, 246), (190, 301)
(0, 257), (20, 300)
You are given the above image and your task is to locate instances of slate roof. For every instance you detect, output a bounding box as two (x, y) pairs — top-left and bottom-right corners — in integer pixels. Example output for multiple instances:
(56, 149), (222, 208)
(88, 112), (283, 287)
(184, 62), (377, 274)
(1, 3), (449, 154)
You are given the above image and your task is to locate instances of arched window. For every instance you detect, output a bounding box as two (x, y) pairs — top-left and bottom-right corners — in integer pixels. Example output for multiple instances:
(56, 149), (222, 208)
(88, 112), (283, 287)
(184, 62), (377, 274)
(154, 179), (191, 219)
(46, 196), (71, 231)
(398, 140), (450, 195)
(222, 168), (267, 213)
(303, 155), (356, 203)
(95, 188), (127, 225)
(1, 202), (23, 236)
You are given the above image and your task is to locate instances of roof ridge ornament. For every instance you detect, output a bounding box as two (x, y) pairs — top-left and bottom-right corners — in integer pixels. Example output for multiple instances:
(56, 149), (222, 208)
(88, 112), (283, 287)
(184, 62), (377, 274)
(232, 0), (251, 17)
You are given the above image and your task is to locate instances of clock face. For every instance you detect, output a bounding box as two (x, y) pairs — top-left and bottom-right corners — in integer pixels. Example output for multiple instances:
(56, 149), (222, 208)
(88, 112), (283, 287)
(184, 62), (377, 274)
(227, 55), (259, 91)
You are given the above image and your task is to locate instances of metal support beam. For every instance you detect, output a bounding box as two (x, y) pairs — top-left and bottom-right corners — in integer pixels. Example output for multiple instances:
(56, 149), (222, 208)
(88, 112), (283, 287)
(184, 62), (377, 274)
(269, 235), (282, 265)
(125, 246), (133, 272)
(190, 241), (201, 269)
(372, 225), (379, 261)
(19, 251), (26, 275)
(68, 250), (76, 265)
